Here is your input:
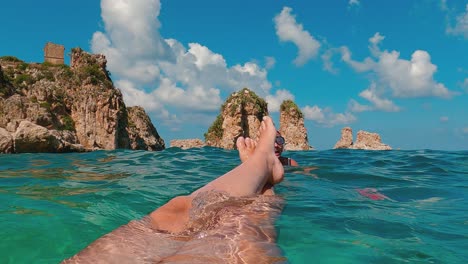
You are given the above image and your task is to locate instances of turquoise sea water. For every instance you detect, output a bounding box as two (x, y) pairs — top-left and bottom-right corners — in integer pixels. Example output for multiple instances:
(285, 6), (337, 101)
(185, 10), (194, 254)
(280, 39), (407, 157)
(0, 148), (466, 263)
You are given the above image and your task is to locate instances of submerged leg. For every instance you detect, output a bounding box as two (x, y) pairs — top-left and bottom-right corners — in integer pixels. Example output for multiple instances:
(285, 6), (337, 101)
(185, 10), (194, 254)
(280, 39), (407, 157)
(150, 116), (284, 233)
(64, 116), (285, 263)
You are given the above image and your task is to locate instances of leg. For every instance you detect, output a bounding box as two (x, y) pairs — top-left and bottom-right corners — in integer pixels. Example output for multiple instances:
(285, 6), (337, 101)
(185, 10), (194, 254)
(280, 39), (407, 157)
(237, 136), (275, 195)
(151, 116), (284, 233)
(64, 117), (284, 262)
(192, 116), (284, 196)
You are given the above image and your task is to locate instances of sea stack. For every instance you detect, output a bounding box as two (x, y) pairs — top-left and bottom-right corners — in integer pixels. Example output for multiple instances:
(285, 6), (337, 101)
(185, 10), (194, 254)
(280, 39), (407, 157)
(279, 99), (311, 150)
(204, 88), (268, 149)
(334, 127), (391, 150)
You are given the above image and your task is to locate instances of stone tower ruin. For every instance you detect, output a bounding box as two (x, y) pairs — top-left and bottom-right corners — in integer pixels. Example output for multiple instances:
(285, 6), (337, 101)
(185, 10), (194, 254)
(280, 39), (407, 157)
(44, 42), (65, 65)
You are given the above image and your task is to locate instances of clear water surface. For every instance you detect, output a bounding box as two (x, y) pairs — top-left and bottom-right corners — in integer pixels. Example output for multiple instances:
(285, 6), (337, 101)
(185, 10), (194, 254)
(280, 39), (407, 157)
(0, 148), (466, 263)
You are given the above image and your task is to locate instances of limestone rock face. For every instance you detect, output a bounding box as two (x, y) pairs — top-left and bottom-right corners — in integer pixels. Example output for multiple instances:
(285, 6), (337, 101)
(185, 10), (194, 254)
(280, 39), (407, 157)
(333, 127), (391, 150)
(279, 100), (310, 150)
(170, 139), (205, 149)
(205, 88), (268, 150)
(353, 130), (392, 150)
(14, 121), (83, 153)
(333, 127), (353, 149)
(69, 48), (129, 150)
(0, 49), (164, 153)
(0, 127), (13, 153)
(127, 106), (165, 151)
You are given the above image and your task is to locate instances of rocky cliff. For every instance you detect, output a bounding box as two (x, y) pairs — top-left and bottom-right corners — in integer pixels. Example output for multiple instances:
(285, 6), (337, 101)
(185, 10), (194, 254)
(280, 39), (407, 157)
(0, 49), (165, 153)
(333, 127), (391, 150)
(205, 88), (268, 149)
(279, 100), (311, 150)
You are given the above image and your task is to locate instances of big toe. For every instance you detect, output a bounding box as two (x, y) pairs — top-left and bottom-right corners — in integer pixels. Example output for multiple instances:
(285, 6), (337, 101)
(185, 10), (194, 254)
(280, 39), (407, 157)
(236, 136), (246, 150)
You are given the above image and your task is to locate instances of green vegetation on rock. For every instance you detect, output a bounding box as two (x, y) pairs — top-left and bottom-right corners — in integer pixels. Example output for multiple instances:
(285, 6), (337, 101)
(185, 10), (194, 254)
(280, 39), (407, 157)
(205, 87), (269, 143)
(0, 56), (23, 63)
(280, 99), (303, 118)
(205, 114), (224, 141)
(13, 73), (34, 87)
(61, 115), (75, 131)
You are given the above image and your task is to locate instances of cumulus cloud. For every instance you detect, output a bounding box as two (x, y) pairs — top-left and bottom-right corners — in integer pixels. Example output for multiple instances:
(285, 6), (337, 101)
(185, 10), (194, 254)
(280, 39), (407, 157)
(462, 78), (468, 93)
(348, 83), (400, 113)
(447, 4), (468, 38)
(274, 7), (321, 66)
(266, 89), (295, 112)
(341, 32), (454, 107)
(302, 105), (356, 127)
(91, 0), (273, 129)
(349, 0), (360, 7)
(440, 116), (449, 123)
(265, 56), (276, 70)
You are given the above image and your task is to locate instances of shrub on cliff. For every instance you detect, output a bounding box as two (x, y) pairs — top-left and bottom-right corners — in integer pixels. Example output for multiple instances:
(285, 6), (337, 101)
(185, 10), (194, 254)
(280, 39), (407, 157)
(280, 99), (303, 118)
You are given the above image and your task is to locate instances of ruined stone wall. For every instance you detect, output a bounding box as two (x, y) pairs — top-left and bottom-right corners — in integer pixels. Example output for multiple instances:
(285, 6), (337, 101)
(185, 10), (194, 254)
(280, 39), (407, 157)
(44, 42), (65, 65)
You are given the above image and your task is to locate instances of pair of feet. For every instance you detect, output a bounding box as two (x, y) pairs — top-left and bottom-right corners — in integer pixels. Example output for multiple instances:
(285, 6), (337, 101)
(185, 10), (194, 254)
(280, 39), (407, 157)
(236, 117), (284, 192)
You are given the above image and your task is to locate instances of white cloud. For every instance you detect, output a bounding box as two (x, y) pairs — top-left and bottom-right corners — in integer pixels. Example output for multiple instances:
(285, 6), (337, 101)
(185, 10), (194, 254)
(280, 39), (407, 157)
(340, 46), (375, 72)
(447, 4), (468, 38)
(463, 127), (468, 134)
(274, 7), (321, 66)
(348, 82), (400, 113)
(302, 105), (356, 127)
(116, 79), (165, 113)
(341, 33), (454, 102)
(266, 89), (295, 112)
(348, 99), (372, 113)
(349, 0), (360, 7)
(440, 116), (449, 123)
(265, 56), (276, 70)
(321, 48), (339, 74)
(440, 0), (448, 11)
(462, 78), (468, 93)
(358, 83), (400, 112)
(91, 0), (273, 131)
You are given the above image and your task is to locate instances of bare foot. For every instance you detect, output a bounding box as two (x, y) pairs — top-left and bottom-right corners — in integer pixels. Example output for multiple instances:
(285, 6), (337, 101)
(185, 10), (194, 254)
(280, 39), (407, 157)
(256, 116), (284, 185)
(237, 136), (275, 195)
(237, 137), (257, 163)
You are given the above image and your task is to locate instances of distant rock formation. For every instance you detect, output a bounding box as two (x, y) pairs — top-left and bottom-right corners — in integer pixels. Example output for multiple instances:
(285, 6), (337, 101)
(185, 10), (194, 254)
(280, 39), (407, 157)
(170, 139), (206, 149)
(127, 106), (165, 151)
(0, 49), (165, 153)
(279, 99), (311, 150)
(333, 127), (353, 149)
(334, 127), (391, 150)
(205, 88), (268, 150)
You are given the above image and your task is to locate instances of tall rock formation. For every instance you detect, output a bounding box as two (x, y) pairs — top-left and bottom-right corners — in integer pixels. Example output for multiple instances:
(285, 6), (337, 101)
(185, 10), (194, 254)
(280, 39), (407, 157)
(333, 127), (391, 150)
(333, 127), (353, 149)
(0, 49), (165, 153)
(205, 88), (268, 149)
(279, 100), (311, 150)
(69, 48), (130, 150)
(127, 106), (165, 151)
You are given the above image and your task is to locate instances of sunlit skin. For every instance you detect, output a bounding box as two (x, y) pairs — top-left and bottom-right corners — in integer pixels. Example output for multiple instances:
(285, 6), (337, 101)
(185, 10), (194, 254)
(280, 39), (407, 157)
(63, 116), (285, 263)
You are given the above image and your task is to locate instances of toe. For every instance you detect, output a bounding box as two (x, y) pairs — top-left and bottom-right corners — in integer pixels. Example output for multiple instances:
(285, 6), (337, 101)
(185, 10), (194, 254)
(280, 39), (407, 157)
(236, 136), (246, 150)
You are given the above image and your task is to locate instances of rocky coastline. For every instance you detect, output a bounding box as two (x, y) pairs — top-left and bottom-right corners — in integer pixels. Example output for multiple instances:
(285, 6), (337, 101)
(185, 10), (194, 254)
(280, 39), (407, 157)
(0, 48), (164, 153)
(1, 49), (392, 153)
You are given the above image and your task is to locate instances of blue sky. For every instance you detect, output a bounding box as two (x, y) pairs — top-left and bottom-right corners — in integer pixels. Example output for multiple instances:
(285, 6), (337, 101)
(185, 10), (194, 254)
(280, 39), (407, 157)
(2, 0), (467, 150)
